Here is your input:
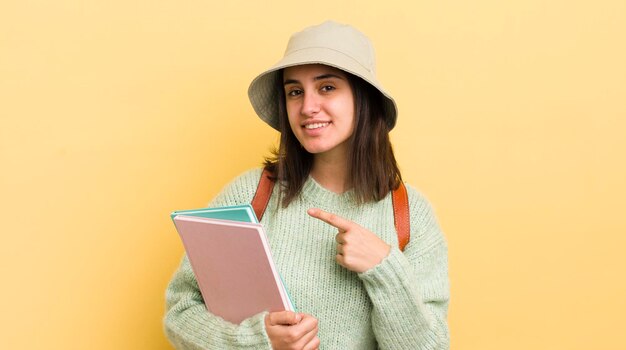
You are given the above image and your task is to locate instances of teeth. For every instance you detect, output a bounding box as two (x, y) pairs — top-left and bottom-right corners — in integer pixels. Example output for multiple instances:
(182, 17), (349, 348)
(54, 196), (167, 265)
(305, 122), (329, 129)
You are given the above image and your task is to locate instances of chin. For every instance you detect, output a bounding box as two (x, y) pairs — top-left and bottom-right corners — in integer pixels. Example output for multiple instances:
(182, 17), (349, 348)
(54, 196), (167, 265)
(301, 144), (329, 154)
(302, 147), (323, 154)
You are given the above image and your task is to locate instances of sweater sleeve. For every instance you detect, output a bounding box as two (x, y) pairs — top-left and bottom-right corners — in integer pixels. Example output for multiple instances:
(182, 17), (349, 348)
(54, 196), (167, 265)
(358, 186), (450, 350)
(163, 169), (273, 350)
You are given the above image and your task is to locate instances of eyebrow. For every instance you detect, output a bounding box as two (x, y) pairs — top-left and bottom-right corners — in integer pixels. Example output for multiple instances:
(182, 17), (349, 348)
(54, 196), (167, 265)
(283, 73), (345, 86)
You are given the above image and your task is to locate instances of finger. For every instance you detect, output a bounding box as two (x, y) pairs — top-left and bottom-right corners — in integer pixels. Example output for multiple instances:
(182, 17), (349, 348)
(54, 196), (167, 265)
(335, 254), (347, 268)
(298, 314), (318, 331)
(336, 243), (344, 256)
(296, 315), (318, 338)
(302, 336), (321, 350)
(298, 325), (319, 350)
(267, 311), (302, 326)
(335, 232), (347, 244)
(283, 315), (317, 344)
(307, 208), (351, 232)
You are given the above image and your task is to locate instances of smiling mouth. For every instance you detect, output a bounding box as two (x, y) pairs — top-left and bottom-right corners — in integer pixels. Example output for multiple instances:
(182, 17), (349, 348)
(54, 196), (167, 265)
(304, 122), (330, 130)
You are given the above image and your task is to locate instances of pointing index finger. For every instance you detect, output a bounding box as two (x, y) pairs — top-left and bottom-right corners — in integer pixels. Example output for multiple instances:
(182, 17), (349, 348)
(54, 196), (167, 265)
(307, 208), (352, 232)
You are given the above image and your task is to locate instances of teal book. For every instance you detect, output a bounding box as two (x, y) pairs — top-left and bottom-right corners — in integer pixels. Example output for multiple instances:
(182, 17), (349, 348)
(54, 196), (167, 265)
(170, 204), (258, 223)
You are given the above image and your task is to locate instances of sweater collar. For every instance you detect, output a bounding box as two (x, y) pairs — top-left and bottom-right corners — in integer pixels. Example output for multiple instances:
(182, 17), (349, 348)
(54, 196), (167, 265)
(300, 175), (358, 210)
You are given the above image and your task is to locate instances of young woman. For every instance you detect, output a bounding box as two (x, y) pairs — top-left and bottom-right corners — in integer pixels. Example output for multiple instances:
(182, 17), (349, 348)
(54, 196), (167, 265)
(164, 21), (449, 350)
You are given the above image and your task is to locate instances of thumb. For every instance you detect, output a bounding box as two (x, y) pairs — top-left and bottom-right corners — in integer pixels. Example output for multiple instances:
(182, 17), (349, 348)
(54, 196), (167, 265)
(266, 311), (302, 326)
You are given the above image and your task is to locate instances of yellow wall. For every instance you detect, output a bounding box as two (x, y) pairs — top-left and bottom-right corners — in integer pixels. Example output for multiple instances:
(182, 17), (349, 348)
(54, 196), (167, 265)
(1, 1), (625, 349)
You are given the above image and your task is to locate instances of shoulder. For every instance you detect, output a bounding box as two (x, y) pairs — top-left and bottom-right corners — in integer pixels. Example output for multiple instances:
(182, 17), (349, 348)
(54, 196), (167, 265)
(403, 183), (438, 225)
(208, 168), (264, 207)
(402, 182), (447, 256)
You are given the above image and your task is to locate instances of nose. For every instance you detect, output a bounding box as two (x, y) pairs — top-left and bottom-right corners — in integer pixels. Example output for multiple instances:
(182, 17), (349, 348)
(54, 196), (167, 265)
(301, 91), (321, 117)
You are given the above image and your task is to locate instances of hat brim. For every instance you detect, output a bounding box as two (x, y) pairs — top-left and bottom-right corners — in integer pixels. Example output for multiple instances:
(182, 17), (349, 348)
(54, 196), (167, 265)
(248, 47), (397, 131)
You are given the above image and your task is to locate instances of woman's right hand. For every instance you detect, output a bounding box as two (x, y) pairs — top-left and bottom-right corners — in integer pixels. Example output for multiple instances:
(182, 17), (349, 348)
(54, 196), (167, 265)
(264, 311), (320, 350)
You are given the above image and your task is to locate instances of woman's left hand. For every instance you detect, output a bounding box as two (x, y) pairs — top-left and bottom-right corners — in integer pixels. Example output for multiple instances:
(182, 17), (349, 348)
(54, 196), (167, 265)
(307, 208), (391, 273)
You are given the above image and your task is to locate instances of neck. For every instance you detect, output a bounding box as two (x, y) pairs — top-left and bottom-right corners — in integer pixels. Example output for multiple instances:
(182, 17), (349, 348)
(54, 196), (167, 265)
(310, 152), (351, 194)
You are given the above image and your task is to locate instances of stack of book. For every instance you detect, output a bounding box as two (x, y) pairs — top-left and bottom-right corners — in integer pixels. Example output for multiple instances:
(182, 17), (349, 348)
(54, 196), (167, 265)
(171, 205), (295, 324)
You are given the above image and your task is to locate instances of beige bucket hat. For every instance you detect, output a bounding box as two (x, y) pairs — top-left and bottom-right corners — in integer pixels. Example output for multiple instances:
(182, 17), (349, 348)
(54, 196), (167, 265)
(248, 21), (398, 131)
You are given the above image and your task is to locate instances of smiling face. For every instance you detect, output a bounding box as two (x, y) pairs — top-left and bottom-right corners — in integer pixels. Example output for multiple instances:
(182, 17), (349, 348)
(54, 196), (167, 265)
(282, 64), (356, 161)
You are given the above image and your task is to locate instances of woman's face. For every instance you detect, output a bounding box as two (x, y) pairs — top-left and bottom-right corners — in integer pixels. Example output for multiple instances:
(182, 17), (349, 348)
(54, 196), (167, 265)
(282, 64), (355, 160)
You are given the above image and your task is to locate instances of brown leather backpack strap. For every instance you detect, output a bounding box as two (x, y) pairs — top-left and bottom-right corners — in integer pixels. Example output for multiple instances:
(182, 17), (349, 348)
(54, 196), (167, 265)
(251, 168), (276, 221)
(392, 182), (410, 251)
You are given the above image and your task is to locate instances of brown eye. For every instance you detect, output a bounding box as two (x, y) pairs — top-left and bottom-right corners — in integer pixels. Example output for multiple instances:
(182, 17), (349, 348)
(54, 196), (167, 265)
(287, 89), (303, 97)
(320, 85), (335, 92)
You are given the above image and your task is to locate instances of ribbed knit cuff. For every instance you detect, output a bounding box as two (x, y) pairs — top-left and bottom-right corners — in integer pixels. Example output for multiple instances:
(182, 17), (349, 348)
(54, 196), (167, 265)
(358, 247), (413, 291)
(357, 247), (433, 326)
(357, 248), (447, 349)
(233, 311), (272, 347)
(165, 306), (272, 349)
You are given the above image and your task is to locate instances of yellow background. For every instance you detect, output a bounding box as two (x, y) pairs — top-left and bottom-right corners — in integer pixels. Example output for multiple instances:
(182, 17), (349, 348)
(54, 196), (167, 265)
(1, 1), (625, 349)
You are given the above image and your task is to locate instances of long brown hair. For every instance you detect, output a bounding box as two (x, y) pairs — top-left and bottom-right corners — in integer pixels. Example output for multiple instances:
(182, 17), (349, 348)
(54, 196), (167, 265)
(264, 69), (402, 207)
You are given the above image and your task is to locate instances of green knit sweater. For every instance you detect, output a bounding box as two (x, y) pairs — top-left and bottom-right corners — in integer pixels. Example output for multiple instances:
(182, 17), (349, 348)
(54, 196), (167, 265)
(164, 168), (449, 349)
